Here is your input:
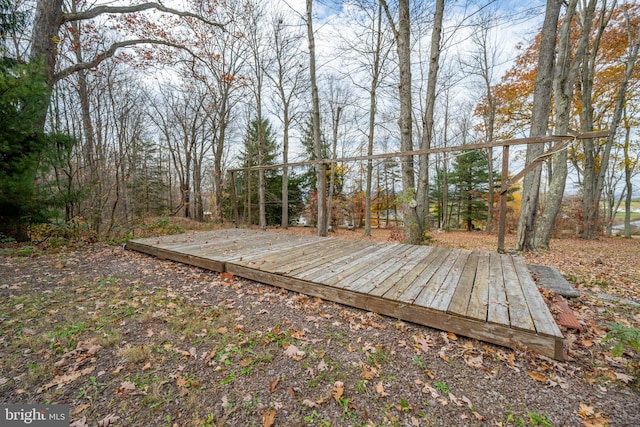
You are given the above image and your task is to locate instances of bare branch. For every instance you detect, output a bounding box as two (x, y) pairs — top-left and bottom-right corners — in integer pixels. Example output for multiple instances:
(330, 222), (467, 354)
(379, 0), (398, 38)
(60, 2), (225, 30)
(54, 39), (196, 82)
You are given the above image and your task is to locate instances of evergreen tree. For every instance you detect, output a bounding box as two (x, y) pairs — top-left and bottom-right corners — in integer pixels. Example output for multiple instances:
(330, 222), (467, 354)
(0, 2), (55, 240)
(299, 114), (329, 191)
(127, 138), (169, 219)
(451, 150), (491, 231)
(235, 118), (306, 226)
(238, 118), (278, 225)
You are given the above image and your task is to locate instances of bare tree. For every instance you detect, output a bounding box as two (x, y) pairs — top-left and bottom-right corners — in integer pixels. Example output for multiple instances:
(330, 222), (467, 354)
(266, 12), (307, 229)
(415, 0), (445, 236)
(323, 76), (352, 230)
(461, 8), (503, 232)
(534, 0), (595, 248)
(29, 0), (224, 127)
(149, 84), (212, 220)
(183, 2), (248, 224)
(581, 1), (640, 239)
(340, 0), (394, 236)
(381, 0), (420, 243)
(516, 0), (562, 251)
(306, 0), (328, 236)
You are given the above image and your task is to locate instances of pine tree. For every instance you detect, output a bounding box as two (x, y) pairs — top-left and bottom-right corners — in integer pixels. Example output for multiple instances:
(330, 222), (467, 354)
(0, 1), (54, 240)
(451, 150), (491, 231)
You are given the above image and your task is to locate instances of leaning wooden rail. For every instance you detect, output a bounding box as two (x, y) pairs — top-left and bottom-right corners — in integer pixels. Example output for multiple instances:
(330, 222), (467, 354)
(496, 130), (609, 253)
(228, 130), (610, 251)
(227, 131), (609, 172)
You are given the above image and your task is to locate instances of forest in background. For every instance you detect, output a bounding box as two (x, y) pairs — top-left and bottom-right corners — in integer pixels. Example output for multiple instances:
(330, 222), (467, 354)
(1, 0), (639, 248)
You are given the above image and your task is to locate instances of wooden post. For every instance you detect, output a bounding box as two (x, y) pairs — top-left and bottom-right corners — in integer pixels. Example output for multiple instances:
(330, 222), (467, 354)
(231, 171), (239, 228)
(498, 145), (509, 253)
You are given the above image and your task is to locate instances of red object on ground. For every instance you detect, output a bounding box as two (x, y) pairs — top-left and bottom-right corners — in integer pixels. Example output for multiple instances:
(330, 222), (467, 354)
(551, 295), (583, 331)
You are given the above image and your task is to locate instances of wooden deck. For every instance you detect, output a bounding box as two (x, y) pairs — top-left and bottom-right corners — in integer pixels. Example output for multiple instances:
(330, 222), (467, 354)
(126, 229), (565, 360)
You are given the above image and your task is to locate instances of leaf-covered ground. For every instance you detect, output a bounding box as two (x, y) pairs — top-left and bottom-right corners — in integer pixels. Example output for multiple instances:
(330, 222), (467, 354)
(0, 228), (638, 427)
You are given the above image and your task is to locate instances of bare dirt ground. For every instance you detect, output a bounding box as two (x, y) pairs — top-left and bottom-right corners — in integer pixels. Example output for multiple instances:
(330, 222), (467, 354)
(0, 225), (638, 427)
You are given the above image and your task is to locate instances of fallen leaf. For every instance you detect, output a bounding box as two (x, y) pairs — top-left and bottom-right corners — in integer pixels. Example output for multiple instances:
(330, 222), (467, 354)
(97, 414), (120, 427)
(421, 383), (439, 398)
(472, 411), (485, 421)
(449, 392), (463, 406)
(38, 366), (95, 393)
(359, 362), (377, 380)
(117, 381), (136, 394)
(71, 404), (90, 415)
(578, 403), (609, 427)
(528, 372), (547, 383)
(70, 417), (88, 427)
(332, 381), (345, 400)
(464, 354), (483, 369)
(284, 344), (306, 360)
(447, 332), (458, 341)
(374, 381), (388, 397)
(220, 272), (234, 281)
(438, 347), (450, 362)
(581, 418), (609, 427)
(317, 359), (328, 372)
(578, 403), (595, 418)
(291, 329), (306, 339)
(262, 408), (275, 427)
(269, 377), (280, 393)
(413, 334), (434, 353)
(142, 362), (151, 371)
(461, 395), (473, 409)
(614, 372), (633, 383)
(302, 399), (317, 408)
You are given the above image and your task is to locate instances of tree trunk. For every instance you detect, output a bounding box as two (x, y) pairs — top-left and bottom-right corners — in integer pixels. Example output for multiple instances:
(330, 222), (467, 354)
(416, 0), (444, 237)
(307, 0), (327, 237)
(364, 2), (384, 238)
(282, 110), (290, 229)
(30, 0), (63, 88)
(622, 108), (633, 238)
(516, 0), (562, 251)
(535, 0), (594, 248)
(381, 0), (419, 243)
(327, 106), (342, 231)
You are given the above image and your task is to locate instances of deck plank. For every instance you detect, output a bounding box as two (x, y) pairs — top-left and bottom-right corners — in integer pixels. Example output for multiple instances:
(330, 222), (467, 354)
(501, 254), (535, 332)
(294, 242), (379, 281)
(368, 246), (434, 297)
(513, 256), (563, 338)
(314, 244), (398, 285)
(412, 250), (462, 307)
(343, 245), (417, 294)
(253, 239), (346, 273)
(386, 247), (450, 302)
(487, 252), (509, 326)
(465, 252), (490, 321)
(447, 251), (480, 316)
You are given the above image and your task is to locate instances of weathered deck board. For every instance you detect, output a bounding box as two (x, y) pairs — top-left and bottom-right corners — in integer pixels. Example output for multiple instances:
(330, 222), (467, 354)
(127, 229), (564, 359)
(465, 252), (490, 321)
